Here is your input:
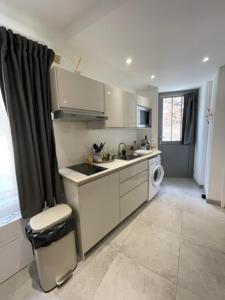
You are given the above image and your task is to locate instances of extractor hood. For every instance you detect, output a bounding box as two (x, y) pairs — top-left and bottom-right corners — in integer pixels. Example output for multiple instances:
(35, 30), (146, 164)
(53, 108), (108, 122)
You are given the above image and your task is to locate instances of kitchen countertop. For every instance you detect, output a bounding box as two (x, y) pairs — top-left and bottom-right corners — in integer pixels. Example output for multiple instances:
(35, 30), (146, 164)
(59, 149), (161, 185)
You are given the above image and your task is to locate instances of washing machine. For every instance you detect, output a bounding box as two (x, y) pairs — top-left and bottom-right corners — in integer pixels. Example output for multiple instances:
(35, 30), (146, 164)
(149, 155), (164, 200)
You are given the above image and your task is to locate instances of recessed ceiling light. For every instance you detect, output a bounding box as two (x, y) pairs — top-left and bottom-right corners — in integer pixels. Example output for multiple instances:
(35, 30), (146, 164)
(150, 75), (156, 79)
(106, 91), (111, 95)
(202, 57), (209, 63)
(126, 57), (132, 65)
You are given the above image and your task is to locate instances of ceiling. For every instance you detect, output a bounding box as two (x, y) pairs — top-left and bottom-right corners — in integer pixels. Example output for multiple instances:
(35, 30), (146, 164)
(1, 0), (225, 91)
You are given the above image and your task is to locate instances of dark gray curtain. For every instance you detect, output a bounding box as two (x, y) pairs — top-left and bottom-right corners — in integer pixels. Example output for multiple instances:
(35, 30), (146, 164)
(182, 91), (198, 145)
(0, 27), (65, 218)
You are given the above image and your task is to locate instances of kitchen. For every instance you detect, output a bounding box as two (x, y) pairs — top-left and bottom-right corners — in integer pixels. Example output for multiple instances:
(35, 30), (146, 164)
(50, 65), (163, 259)
(1, 1), (225, 300)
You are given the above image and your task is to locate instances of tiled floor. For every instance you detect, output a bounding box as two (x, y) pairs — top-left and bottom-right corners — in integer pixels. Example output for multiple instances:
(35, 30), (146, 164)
(1, 178), (225, 300)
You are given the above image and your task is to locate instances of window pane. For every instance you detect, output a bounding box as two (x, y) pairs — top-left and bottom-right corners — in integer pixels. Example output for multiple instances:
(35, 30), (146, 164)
(162, 97), (172, 141)
(172, 96), (184, 141)
(0, 93), (20, 226)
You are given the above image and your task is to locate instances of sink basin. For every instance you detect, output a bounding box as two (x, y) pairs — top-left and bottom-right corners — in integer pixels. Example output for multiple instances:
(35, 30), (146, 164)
(118, 153), (142, 161)
(135, 149), (153, 155)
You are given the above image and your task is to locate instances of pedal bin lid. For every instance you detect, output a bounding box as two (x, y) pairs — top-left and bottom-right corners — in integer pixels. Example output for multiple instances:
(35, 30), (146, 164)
(29, 204), (72, 233)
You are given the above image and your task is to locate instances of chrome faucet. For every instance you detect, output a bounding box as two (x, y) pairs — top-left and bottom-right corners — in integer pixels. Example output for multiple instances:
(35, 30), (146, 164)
(118, 143), (126, 157)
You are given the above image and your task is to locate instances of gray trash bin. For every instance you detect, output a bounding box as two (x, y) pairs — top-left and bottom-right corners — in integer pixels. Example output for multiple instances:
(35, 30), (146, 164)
(26, 204), (77, 292)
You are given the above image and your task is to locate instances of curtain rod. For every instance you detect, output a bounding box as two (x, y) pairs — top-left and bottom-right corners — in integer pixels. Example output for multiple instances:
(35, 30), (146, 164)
(0, 25), (61, 63)
(159, 88), (199, 97)
(0, 24), (48, 46)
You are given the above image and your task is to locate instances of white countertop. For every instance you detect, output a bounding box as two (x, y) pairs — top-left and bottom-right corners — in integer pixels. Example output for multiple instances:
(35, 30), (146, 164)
(59, 149), (161, 185)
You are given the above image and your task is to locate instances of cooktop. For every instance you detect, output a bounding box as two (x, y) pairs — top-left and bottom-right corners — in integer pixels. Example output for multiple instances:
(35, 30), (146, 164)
(68, 163), (107, 176)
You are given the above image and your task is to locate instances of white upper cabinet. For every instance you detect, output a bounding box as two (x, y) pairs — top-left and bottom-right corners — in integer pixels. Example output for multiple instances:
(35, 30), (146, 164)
(104, 85), (124, 127)
(50, 67), (105, 113)
(123, 91), (137, 128)
(104, 84), (137, 127)
(136, 94), (151, 108)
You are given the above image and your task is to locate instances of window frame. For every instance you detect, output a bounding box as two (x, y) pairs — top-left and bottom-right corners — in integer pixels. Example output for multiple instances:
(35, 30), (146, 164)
(159, 91), (185, 145)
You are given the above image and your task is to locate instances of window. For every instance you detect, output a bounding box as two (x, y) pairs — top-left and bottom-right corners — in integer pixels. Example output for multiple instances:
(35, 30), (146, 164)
(162, 96), (184, 142)
(0, 92), (20, 226)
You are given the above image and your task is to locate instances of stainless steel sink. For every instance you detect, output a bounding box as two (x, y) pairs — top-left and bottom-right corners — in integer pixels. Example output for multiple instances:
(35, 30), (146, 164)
(118, 153), (142, 161)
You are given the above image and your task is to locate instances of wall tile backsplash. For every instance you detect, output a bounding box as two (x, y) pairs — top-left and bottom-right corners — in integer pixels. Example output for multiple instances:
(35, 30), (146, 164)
(54, 121), (151, 168)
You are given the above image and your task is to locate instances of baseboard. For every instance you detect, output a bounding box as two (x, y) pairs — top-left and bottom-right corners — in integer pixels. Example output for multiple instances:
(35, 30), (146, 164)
(206, 198), (221, 206)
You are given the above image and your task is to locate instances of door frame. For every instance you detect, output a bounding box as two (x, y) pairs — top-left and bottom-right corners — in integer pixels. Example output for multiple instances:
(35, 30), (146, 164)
(158, 90), (197, 178)
(158, 89), (198, 145)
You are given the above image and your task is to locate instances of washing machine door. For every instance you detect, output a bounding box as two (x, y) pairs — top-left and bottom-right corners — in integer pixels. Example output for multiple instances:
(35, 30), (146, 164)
(152, 164), (164, 186)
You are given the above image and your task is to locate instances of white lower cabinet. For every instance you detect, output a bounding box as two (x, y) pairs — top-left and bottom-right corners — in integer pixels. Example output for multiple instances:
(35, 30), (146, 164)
(63, 160), (149, 259)
(63, 172), (120, 258)
(120, 170), (148, 197)
(119, 162), (149, 221)
(120, 181), (148, 221)
(79, 173), (120, 253)
(120, 160), (148, 182)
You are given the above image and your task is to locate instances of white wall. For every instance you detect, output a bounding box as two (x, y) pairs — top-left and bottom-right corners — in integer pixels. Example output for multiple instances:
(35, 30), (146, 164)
(205, 66), (225, 205)
(135, 87), (159, 148)
(194, 81), (212, 186)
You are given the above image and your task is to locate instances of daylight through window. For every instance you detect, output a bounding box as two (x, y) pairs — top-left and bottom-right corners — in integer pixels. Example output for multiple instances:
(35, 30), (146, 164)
(162, 96), (184, 142)
(0, 92), (20, 226)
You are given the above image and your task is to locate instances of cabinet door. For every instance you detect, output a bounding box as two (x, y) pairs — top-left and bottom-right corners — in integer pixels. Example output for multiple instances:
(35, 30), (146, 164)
(137, 94), (151, 108)
(56, 67), (104, 112)
(105, 85), (137, 127)
(123, 91), (137, 128)
(104, 85), (124, 127)
(79, 173), (120, 252)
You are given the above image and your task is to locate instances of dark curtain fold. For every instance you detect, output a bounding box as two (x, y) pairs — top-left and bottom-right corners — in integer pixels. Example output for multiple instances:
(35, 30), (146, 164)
(0, 26), (65, 218)
(182, 91), (198, 145)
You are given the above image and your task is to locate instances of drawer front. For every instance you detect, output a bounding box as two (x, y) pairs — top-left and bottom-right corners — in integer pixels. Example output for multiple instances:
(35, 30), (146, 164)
(120, 170), (148, 196)
(120, 160), (148, 183)
(120, 181), (148, 221)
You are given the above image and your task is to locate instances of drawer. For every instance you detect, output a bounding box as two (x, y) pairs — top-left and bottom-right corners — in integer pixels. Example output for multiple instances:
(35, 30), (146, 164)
(120, 181), (148, 221)
(120, 170), (148, 196)
(120, 160), (148, 183)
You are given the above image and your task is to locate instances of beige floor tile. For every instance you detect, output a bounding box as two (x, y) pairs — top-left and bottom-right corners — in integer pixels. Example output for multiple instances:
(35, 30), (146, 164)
(176, 287), (202, 300)
(120, 219), (180, 283)
(93, 253), (176, 300)
(161, 178), (202, 198)
(182, 211), (225, 251)
(158, 185), (225, 221)
(1, 178), (225, 300)
(0, 263), (46, 300)
(138, 199), (183, 234)
(10, 280), (59, 300)
(0, 266), (30, 300)
(54, 245), (117, 300)
(1, 275), (59, 300)
(178, 240), (225, 300)
(101, 210), (139, 251)
(204, 202), (225, 220)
